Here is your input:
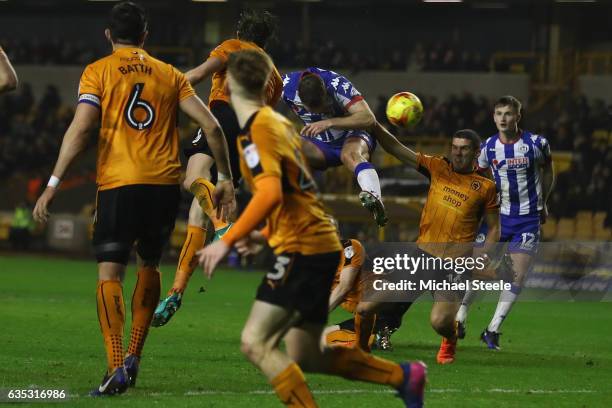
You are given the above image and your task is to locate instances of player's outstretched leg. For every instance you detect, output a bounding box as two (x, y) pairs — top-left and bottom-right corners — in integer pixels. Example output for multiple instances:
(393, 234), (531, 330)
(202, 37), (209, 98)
(286, 324), (427, 408)
(341, 138), (387, 227)
(324, 346), (426, 408)
(153, 199), (207, 327)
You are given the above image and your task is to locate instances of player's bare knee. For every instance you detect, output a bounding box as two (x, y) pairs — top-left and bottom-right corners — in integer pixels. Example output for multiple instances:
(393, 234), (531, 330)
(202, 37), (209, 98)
(240, 337), (266, 364)
(340, 150), (364, 170)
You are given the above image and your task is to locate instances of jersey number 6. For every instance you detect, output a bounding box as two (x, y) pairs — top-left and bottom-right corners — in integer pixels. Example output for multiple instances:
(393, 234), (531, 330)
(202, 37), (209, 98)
(125, 83), (155, 130)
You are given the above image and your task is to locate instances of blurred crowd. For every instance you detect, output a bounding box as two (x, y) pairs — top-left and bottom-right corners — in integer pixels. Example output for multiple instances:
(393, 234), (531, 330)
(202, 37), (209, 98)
(1, 38), (98, 66)
(546, 96), (612, 220)
(273, 40), (488, 73)
(0, 84), (71, 178)
(4, 37), (490, 73)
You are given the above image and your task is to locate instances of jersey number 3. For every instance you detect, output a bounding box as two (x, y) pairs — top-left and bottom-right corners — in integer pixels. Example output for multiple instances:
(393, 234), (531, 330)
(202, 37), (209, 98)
(125, 83), (155, 130)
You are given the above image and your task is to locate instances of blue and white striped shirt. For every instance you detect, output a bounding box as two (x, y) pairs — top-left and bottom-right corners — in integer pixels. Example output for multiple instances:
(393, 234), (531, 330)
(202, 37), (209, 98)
(478, 131), (551, 217)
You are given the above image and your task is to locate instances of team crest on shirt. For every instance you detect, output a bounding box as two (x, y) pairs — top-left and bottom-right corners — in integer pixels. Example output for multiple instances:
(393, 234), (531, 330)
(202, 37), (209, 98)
(471, 180), (481, 191)
(243, 143), (261, 169)
(518, 145), (530, 153)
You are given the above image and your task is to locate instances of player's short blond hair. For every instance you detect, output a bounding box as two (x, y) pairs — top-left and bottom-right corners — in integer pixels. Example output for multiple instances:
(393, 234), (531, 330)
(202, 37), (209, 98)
(227, 50), (273, 100)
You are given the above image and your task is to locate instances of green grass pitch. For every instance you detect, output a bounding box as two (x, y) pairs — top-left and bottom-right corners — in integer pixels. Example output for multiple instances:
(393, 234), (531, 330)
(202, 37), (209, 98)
(1, 254), (611, 407)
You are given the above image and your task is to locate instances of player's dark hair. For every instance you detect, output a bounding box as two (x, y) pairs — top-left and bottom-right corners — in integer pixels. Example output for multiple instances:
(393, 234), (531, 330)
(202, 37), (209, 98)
(298, 73), (327, 110)
(227, 50), (272, 99)
(494, 95), (522, 114)
(236, 9), (277, 49)
(108, 1), (147, 45)
(453, 129), (481, 150)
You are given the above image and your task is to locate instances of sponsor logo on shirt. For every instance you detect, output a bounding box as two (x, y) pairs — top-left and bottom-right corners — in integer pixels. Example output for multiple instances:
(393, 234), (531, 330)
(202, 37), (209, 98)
(507, 157), (530, 169)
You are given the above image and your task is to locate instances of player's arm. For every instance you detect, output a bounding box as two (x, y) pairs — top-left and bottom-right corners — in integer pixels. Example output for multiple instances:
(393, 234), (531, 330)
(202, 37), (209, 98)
(540, 159), (555, 224)
(179, 95), (235, 218)
(331, 100), (376, 130)
(185, 56), (224, 86)
(0, 46), (18, 93)
(370, 121), (418, 168)
(329, 266), (360, 311)
(301, 100), (376, 137)
(198, 176), (282, 278)
(32, 103), (99, 223)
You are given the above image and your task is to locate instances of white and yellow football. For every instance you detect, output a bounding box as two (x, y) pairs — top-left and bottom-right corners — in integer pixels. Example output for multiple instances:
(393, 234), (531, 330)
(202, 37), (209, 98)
(385, 92), (423, 128)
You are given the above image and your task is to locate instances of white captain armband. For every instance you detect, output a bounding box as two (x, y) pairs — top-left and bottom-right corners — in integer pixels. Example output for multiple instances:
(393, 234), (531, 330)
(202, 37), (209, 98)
(78, 93), (101, 108)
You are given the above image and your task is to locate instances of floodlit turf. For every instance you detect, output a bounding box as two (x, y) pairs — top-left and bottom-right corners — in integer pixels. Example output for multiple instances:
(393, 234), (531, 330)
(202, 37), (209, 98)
(1, 254), (612, 407)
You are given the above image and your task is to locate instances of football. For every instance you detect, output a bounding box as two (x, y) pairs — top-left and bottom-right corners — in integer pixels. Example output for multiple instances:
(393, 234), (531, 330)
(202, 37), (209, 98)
(386, 91), (424, 128)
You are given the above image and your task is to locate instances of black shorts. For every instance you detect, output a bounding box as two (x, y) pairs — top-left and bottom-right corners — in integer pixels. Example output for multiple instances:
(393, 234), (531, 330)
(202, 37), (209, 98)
(93, 184), (181, 265)
(256, 251), (342, 325)
(183, 100), (241, 187)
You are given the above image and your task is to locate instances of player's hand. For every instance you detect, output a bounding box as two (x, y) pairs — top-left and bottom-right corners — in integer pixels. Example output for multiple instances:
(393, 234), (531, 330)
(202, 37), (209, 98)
(540, 204), (548, 225)
(32, 186), (57, 224)
(213, 180), (236, 222)
(235, 230), (265, 256)
(301, 119), (333, 137)
(197, 240), (230, 279)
